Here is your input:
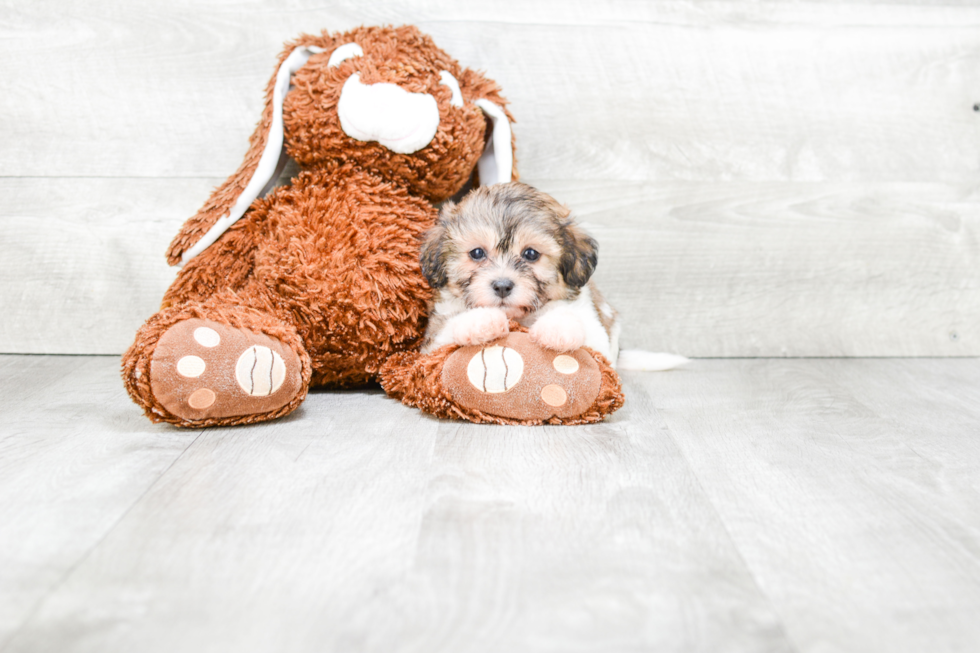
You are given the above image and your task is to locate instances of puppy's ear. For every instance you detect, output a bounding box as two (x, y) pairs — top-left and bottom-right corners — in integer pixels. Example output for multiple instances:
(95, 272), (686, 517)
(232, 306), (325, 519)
(558, 221), (598, 289)
(420, 204), (454, 288)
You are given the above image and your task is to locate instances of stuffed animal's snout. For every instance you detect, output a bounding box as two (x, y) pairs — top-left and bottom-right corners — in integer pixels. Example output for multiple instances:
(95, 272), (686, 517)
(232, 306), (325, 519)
(337, 73), (440, 154)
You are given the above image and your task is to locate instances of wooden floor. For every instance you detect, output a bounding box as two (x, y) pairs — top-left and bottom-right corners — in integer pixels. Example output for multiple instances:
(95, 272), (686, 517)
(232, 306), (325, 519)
(1, 354), (979, 653)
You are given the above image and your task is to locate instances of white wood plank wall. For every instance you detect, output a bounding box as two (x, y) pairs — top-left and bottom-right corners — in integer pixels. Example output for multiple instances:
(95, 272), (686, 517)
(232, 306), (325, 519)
(1, 0), (978, 356)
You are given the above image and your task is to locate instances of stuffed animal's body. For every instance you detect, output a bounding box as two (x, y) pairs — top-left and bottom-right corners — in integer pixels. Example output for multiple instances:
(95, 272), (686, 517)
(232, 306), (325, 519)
(123, 25), (623, 427)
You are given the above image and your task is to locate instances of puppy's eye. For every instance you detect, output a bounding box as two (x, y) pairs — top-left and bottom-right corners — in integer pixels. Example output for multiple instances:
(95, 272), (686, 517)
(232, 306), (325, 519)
(522, 248), (540, 262)
(469, 248), (486, 261)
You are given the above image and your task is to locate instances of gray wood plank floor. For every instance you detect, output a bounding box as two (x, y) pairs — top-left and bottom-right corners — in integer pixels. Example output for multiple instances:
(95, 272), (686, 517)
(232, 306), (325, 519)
(1, 355), (978, 652)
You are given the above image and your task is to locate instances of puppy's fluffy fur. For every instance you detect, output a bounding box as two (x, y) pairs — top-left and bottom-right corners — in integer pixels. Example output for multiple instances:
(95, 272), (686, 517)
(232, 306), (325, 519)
(419, 182), (621, 364)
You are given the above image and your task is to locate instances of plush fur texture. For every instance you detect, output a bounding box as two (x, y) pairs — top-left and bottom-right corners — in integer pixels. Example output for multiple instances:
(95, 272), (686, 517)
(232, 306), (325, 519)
(380, 324), (624, 426)
(123, 26), (517, 427)
(122, 290), (313, 428)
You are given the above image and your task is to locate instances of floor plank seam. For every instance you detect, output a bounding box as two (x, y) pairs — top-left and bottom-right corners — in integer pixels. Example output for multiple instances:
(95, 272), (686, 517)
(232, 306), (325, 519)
(0, 427), (207, 653)
(634, 376), (805, 653)
(666, 440), (803, 652)
(402, 411), (446, 567)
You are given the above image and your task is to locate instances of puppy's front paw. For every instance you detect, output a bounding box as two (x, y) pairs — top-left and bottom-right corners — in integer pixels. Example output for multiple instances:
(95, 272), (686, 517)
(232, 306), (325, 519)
(529, 313), (585, 352)
(451, 307), (510, 346)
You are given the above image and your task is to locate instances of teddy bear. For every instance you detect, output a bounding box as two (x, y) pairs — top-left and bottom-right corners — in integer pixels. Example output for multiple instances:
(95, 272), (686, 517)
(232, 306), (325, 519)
(122, 25), (623, 428)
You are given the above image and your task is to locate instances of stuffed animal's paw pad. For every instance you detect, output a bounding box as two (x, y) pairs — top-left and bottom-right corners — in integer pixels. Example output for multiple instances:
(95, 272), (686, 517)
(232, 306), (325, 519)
(149, 319), (302, 421)
(465, 345), (524, 392)
(235, 346), (287, 396)
(442, 332), (603, 422)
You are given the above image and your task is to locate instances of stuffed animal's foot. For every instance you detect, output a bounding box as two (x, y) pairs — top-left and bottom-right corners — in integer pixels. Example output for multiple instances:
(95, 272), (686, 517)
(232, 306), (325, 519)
(441, 331), (610, 423)
(147, 318), (304, 424)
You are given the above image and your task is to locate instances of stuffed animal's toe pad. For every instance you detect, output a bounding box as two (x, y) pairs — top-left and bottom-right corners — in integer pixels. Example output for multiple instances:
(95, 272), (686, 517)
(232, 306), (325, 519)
(149, 319), (302, 421)
(442, 332), (602, 421)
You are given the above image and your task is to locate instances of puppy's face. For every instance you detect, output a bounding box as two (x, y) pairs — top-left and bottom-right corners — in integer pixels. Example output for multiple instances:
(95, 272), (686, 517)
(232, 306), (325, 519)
(420, 182), (598, 319)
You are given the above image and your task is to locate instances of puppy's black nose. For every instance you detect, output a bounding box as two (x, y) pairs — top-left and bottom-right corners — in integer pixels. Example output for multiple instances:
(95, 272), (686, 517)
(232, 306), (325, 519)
(492, 279), (515, 298)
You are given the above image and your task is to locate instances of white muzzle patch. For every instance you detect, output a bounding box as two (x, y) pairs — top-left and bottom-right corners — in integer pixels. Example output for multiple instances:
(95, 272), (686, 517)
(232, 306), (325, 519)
(337, 73), (440, 154)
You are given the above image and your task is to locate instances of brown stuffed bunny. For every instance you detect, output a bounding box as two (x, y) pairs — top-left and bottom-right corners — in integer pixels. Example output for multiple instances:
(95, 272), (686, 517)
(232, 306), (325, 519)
(123, 25), (623, 427)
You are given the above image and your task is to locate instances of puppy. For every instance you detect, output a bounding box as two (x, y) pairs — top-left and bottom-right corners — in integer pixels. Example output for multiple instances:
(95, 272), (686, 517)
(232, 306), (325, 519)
(419, 182), (621, 364)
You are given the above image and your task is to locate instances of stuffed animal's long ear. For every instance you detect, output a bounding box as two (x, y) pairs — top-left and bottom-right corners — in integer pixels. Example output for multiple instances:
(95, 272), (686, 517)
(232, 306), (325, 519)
(559, 221), (599, 289)
(459, 69), (517, 186)
(474, 99), (516, 186)
(165, 44), (324, 266)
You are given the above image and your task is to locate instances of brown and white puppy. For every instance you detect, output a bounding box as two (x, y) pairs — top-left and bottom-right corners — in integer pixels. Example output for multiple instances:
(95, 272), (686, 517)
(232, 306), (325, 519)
(419, 182), (621, 364)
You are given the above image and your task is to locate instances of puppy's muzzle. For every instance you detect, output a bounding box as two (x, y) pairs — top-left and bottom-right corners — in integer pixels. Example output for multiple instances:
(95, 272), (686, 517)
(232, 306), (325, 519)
(337, 73), (440, 154)
(492, 279), (515, 298)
